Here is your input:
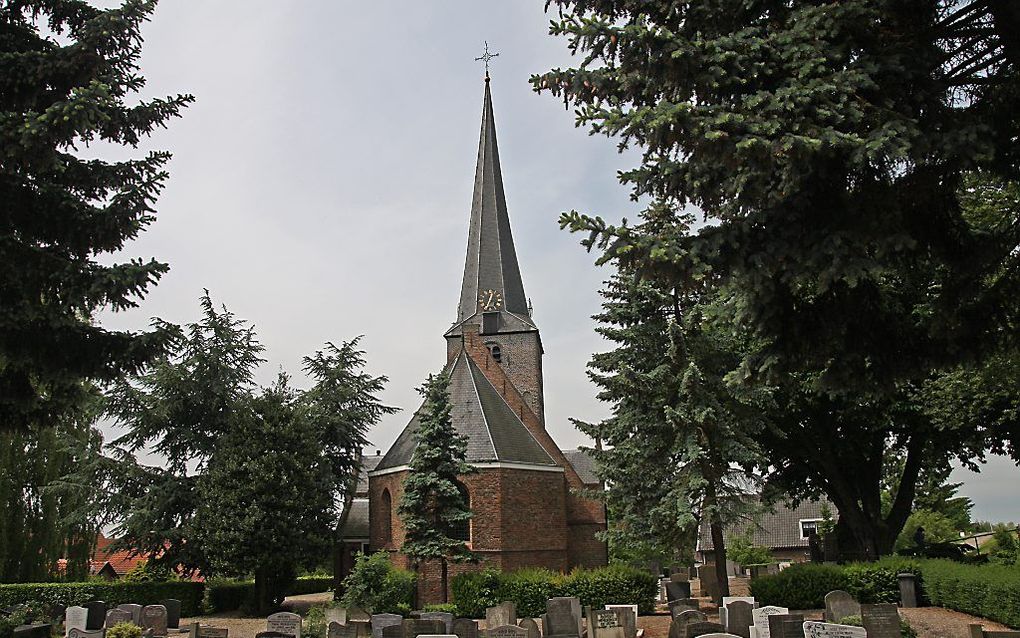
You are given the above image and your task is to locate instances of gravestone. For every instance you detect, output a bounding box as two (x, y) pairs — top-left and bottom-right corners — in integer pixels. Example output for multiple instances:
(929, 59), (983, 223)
(486, 626), (527, 638)
(67, 630), (104, 638)
(267, 613), (302, 638)
(420, 614), (454, 633)
(860, 605), (900, 638)
(486, 604), (517, 630)
(720, 598), (756, 629)
(382, 626), (403, 638)
(968, 625), (1020, 638)
(766, 615), (803, 638)
(586, 609), (625, 638)
(823, 592), (860, 624)
(802, 622), (866, 638)
(372, 614), (403, 638)
(198, 627), (229, 638)
(751, 607), (788, 638)
(106, 609), (133, 628)
(670, 568), (690, 582)
(84, 602), (107, 631)
(326, 610), (348, 627)
(350, 622), (373, 638)
(143, 605), (169, 637)
(543, 598), (581, 638)
(669, 600), (699, 619)
(349, 610), (371, 623)
(161, 600), (182, 630)
(698, 565), (720, 604)
(897, 574), (918, 609)
(518, 619), (540, 638)
(725, 601), (754, 638)
(329, 623), (353, 638)
(605, 606), (637, 638)
(256, 632), (292, 638)
(666, 582), (692, 602)
(684, 623), (725, 638)
(65, 607), (88, 637)
(402, 619), (445, 638)
(453, 620), (479, 638)
(14, 624), (51, 638)
(669, 612), (709, 638)
(118, 605), (144, 625)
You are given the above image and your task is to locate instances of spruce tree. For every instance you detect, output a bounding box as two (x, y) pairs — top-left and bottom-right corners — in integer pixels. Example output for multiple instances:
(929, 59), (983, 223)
(398, 371), (476, 604)
(1, 1), (193, 431)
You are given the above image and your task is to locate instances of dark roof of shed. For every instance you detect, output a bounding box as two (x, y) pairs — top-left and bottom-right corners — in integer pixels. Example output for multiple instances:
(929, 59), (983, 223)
(374, 350), (556, 471)
(563, 449), (600, 485)
(697, 498), (833, 551)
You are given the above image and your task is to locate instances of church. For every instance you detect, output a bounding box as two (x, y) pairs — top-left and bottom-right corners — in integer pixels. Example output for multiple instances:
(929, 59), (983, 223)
(340, 75), (608, 603)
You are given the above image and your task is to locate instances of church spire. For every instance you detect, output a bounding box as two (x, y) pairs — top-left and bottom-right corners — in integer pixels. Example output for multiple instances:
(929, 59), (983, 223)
(456, 77), (529, 323)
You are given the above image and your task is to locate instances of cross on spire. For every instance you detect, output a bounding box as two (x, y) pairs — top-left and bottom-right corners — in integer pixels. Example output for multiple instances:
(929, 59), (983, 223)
(475, 41), (499, 79)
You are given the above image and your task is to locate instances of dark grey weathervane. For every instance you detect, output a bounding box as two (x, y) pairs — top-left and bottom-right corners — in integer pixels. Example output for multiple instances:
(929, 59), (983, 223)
(475, 41), (499, 79)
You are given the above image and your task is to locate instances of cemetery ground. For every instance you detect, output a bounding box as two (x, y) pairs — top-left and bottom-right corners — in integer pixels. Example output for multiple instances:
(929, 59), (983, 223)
(175, 579), (1012, 638)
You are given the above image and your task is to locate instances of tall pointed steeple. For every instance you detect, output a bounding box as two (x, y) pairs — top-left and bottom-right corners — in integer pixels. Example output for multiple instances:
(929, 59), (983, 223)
(456, 78), (530, 324)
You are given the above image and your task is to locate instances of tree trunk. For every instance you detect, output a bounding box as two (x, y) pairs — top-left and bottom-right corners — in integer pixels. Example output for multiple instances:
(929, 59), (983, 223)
(709, 519), (731, 601)
(255, 567), (270, 616)
(440, 558), (450, 604)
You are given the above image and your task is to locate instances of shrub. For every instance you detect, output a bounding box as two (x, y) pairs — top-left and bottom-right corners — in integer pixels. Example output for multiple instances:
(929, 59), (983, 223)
(0, 582), (204, 617)
(918, 559), (1020, 628)
(106, 623), (143, 638)
(729, 536), (774, 568)
(843, 558), (921, 604)
(122, 561), (181, 583)
(451, 565), (658, 619)
(203, 576), (334, 615)
(339, 552), (415, 615)
(422, 603), (458, 613)
(839, 615), (917, 638)
(304, 605), (328, 638)
(750, 563), (848, 609)
(0, 602), (54, 638)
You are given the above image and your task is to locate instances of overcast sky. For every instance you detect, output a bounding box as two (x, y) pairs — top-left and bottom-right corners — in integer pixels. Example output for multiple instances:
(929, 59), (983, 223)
(94, 1), (1017, 523)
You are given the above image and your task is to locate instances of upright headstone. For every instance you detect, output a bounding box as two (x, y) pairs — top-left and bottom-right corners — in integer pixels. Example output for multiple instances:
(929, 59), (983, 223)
(968, 625), (1020, 638)
(420, 614), (454, 634)
(65, 607), (88, 637)
(350, 621), (373, 638)
(669, 612), (710, 638)
(267, 613), (302, 638)
(118, 605), (144, 626)
(586, 609), (625, 638)
(518, 619), (541, 638)
(669, 600), (699, 619)
(84, 602), (107, 631)
(766, 615), (803, 638)
(802, 622), (866, 638)
(329, 623), (351, 638)
(326, 610), (348, 627)
(670, 568), (690, 582)
(106, 609), (133, 628)
(452, 620), (478, 638)
(684, 623), (726, 638)
(256, 632), (291, 638)
(604, 607), (637, 638)
(161, 600), (182, 630)
(14, 624), (51, 638)
(486, 604), (517, 630)
(371, 614), (403, 638)
(823, 592), (860, 624)
(67, 630), (104, 638)
(860, 605), (900, 638)
(382, 626), (403, 638)
(348, 610), (371, 623)
(666, 582), (693, 602)
(487, 626), (527, 638)
(725, 601), (754, 638)
(402, 619), (445, 638)
(142, 605), (169, 638)
(751, 608), (788, 638)
(543, 599), (581, 638)
(698, 565), (720, 604)
(897, 574), (918, 609)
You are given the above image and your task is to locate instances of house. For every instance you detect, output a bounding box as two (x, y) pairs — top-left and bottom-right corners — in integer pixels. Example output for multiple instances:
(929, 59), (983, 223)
(696, 498), (834, 565)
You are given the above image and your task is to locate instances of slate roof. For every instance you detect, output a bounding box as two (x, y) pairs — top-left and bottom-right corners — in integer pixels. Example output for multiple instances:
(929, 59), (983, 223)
(697, 498), (833, 551)
(373, 350), (557, 471)
(563, 449), (601, 485)
(455, 78), (530, 326)
(355, 453), (382, 496)
(340, 499), (369, 540)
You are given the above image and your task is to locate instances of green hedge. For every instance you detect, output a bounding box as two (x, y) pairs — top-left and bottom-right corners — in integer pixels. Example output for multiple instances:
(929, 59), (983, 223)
(204, 576), (334, 614)
(919, 559), (1020, 628)
(337, 552), (415, 616)
(749, 559), (921, 609)
(451, 565), (658, 619)
(0, 581), (205, 617)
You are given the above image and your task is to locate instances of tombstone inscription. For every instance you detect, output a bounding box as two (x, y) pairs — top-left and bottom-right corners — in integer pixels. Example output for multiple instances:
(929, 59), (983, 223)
(487, 604), (517, 631)
(198, 627), (229, 638)
(860, 605), (900, 638)
(142, 605), (169, 638)
(267, 613), (302, 638)
(106, 609), (133, 628)
(802, 622), (866, 638)
(64, 607), (88, 637)
(487, 626), (527, 638)
(452, 620), (478, 638)
(605, 607), (637, 638)
(766, 615), (803, 638)
(518, 619), (540, 638)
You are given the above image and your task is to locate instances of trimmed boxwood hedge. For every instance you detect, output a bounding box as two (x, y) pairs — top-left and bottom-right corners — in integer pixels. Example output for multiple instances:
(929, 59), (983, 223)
(451, 565), (658, 619)
(0, 581), (205, 616)
(749, 558), (921, 609)
(204, 576), (334, 613)
(919, 559), (1020, 629)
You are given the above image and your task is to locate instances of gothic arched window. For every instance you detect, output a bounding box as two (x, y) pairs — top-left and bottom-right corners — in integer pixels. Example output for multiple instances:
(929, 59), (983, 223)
(380, 488), (393, 545)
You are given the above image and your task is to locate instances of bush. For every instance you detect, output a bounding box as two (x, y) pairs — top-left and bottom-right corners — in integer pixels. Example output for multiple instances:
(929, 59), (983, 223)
(750, 563), (848, 609)
(839, 615), (917, 638)
(338, 552), (415, 615)
(919, 559), (1020, 628)
(451, 565), (658, 619)
(0, 602), (54, 638)
(0, 582), (204, 617)
(106, 623), (143, 638)
(203, 576), (334, 615)
(843, 558), (921, 604)
(729, 536), (774, 568)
